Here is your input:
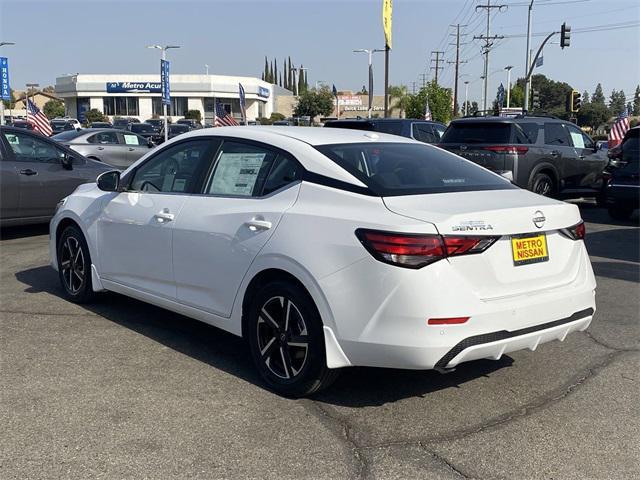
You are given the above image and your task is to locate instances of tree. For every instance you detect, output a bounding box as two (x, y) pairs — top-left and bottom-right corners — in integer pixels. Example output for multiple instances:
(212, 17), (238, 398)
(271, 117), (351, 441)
(184, 109), (202, 122)
(293, 86), (334, 120)
(357, 85), (368, 95)
(388, 85), (410, 118)
(582, 90), (590, 104)
(633, 85), (640, 115)
(577, 101), (610, 129)
(42, 85), (55, 94)
(609, 89), (626, 115)
(85, 108), (107, 124)
(287, 57), (293, 92)
(274, 58), (278, 86)
(298, 65), (306, 94)
(508, 83), (524, 108)
(263, 56), (269, 83)
(405, 81), (453, 123)
(592, 83), (605, 105)
(2, 87), (16, 109)
(43, 99), (65, 119)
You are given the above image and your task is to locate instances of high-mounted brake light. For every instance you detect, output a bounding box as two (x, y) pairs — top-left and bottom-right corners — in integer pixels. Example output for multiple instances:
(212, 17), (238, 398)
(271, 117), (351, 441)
(483, 145), (529, 155)
(355, 229), (499, 269)
(560, 221), (586, 240)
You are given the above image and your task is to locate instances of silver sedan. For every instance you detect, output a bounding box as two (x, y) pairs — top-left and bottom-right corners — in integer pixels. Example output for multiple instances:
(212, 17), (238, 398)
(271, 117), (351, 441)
(51, 129), (154, 169)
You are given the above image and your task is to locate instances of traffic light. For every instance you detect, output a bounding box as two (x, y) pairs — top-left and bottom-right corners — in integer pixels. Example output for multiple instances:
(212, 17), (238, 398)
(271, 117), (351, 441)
(572, 90), (581, 112)
(532, 89), (541, 110)
(560, 22), (571, 49)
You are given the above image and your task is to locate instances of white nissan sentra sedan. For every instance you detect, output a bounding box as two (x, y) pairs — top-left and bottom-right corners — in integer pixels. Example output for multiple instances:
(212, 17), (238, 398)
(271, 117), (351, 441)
(50, 126), (596, 397)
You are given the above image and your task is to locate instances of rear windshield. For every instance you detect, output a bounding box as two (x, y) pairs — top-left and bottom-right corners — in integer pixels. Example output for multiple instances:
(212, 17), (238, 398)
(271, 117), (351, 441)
(316, 142), (516, 196)
(324, 121), (375, 131)
(441, 123), (512, 144)
(131, 124), (154, 133)
(373, 122), (403, 136)
(170, 125), (190, 133)
(51, 130), (84, 141)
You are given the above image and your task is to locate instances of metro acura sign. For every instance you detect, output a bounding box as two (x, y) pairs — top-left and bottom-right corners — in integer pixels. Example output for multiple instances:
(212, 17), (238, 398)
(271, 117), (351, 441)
(106, 81), (162, 93)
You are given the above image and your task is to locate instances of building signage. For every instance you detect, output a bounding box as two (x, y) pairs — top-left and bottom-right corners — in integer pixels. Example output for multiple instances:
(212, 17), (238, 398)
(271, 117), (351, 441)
(0, 57), (10, 101)
(258, 86), (270, 98)
(344, 105), (384, 112)
(161, 59), (170, 106)
(338, 95), (363, 106)
(106, 81), (162, 93)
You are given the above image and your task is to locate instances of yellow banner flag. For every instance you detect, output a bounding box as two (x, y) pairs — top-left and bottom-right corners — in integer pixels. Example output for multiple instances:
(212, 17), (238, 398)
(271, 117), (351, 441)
(382, 0), (393, 49)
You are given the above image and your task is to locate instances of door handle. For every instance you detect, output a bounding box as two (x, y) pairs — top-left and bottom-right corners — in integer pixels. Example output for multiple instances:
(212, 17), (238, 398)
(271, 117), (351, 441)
(128, 148), (135, 151)
(154, 209), (175, 223)
(550, 150), (560, 158)
(19, 169), (37, 176)
(245, 219), (272, 231)
(578, 154), (585, 159)
(97, 146), (105, 150)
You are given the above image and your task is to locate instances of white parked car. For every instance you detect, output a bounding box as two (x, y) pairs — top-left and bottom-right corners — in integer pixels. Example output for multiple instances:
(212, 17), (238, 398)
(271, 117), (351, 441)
(50, 127), (596, 397)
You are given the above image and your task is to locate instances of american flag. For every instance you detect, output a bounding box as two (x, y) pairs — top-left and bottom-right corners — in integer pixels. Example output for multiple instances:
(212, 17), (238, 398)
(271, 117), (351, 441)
(26, 99), (53, 136)
(608, 107), (630, 146)
(214, 101), (239, 127)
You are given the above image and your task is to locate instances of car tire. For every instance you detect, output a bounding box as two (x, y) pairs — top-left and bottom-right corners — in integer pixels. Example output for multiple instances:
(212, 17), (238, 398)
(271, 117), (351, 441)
(57, 225), (96, 304)
(530, 172), (555, 197)
(608, 206), (634, 220)
(246, 281), (339, 397)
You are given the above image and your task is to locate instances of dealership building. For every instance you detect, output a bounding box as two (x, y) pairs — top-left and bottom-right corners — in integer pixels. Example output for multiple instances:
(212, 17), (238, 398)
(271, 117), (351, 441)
(55, 73), (285, 124)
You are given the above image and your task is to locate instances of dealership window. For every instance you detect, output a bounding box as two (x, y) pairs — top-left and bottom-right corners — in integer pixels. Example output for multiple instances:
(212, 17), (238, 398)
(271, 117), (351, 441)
(204, 98), (241, 117)
(103, 97), (139, 116)
(152, 97), (188, 116)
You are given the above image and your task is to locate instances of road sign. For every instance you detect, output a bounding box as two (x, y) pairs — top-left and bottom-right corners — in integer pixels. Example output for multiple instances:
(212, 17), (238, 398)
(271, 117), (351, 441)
(161, 59), (170, 106)
(0, 57), (10, 101)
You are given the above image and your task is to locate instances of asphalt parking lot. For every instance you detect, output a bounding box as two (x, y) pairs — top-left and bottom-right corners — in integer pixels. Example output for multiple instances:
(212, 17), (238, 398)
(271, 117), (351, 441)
(1, 204), (638, 480)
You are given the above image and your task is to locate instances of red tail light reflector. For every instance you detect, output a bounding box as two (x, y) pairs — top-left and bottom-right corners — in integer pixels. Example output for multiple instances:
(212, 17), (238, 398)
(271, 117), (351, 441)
(560, 221), (586, 240)
(483, 145), (529, 155)
(428, 317), (470, 325)
(356, 230), (499, 269)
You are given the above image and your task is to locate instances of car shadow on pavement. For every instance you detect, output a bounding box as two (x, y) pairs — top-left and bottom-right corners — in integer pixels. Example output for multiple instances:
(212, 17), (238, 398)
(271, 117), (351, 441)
(584, 227), (639, 264)
(16, 265), (514, 405)
(591, 261), (640, 283)
(0, 224), (50, 240)
(579, 204), (640, 227)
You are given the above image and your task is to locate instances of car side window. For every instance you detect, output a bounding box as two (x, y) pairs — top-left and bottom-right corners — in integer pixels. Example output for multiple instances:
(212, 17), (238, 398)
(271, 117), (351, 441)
(129, 140), (212, 193)
(262, 155), (303, 195)
(412, 123), (437, 143)
(566, 124), (595, 150)
(122, 132), (146, 146)
(518, 123), (540, 143)
(3, 131), (65, 163)
(88, 132), (119, 144)
(433, 124), (446, 140)
(544, 123), (571, 146)
(204, 141), (277, 197)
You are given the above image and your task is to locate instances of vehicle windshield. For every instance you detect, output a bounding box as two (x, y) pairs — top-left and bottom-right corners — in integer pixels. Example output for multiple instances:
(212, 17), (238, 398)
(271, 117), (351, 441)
(316, 142), (516, 196)
(440, 122), (513, 144)
(51, 130), (85, 141)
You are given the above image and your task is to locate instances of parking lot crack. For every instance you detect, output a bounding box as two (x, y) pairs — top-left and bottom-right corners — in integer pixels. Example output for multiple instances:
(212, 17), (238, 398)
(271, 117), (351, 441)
(301, 400), (369, 480)
(418, 443), (471, 479)
(582, 330), (640, 352)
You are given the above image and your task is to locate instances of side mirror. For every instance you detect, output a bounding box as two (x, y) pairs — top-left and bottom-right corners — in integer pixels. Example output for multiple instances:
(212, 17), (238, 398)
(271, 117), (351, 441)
(97, 170), (121, 192)
(61, 153), (73, 170)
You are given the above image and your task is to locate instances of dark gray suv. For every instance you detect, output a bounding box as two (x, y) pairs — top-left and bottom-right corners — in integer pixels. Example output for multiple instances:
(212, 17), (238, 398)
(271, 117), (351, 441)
(439, 115), (609, 198)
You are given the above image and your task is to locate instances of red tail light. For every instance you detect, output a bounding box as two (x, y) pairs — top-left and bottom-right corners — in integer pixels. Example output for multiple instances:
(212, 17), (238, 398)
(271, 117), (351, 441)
(356, 229), (499, 269)
(560, 221), (586, 240)
(428, 317), (470, 325)
(483, 145), (529, 155)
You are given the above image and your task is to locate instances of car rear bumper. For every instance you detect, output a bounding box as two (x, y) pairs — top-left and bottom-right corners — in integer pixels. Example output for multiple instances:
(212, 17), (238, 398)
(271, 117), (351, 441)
(321, 243), (596, 370)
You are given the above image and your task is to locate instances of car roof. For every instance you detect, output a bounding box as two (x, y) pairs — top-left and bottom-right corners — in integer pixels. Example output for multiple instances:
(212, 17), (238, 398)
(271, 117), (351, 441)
(326, 118), (443, 125)
(451, 115), (565, 124)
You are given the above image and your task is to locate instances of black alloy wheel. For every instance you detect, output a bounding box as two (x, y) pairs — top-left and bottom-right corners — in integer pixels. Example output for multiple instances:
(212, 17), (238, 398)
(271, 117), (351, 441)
(247, 281), (339, 397)
(531, 172), (554, 197)
(57, 225), (95, 303)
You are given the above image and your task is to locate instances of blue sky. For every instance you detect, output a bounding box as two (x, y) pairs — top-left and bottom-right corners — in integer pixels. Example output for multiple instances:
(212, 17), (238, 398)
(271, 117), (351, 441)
(1, 0), (638, 105)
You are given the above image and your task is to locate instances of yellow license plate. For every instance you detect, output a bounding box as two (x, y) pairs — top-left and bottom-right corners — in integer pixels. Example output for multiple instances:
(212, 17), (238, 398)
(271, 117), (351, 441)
(511, 233), (549, 266)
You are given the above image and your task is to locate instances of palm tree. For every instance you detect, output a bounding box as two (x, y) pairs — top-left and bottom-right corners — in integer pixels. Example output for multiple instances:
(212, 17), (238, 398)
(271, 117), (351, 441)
(389, 85), (410, 118)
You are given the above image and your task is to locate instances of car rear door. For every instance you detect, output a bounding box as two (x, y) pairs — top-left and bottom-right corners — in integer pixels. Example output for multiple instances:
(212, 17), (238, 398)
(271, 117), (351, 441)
(172, 139), (302, 317)
(83, 130), (127, 167)
(121, 131), (151, 164)
(0, 134), (20, 220)
(565, 123), (608, 190)
(2, 129), (88, 219)
(542, 123), (578, 190)
(97, 138), (215, 299)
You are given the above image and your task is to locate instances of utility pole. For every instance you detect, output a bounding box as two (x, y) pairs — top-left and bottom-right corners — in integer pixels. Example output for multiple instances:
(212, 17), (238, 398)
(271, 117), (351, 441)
(448, 24), (468, 117)
(464, 80), (470, 116)
(474, 0), (506, 112)
(411, 81), (417, 94)
(430, 51), (444, 86)
(504, 65), (513, 108)
(418, 73), (428, 89)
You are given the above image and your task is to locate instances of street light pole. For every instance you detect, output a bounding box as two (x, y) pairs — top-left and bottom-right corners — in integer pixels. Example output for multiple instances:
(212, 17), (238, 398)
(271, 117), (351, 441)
(504, 65), (513, 108)
(147, 44), (180, 143)
(353, 48), (383, 118)
(524, 0), (534, 112)
(0, 41), (16, 126)
(464, 81), (470, 116)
